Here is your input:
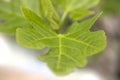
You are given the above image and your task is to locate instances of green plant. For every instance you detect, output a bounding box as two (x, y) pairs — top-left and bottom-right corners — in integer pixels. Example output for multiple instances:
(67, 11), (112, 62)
(0, 0), (106, 75)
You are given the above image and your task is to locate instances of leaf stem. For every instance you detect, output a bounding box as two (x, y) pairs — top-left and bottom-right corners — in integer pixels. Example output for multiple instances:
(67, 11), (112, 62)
(59, 11), (68, 27)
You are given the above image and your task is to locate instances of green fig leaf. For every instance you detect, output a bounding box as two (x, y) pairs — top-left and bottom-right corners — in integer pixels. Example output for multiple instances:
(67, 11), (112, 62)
(16, 7), (106, 74)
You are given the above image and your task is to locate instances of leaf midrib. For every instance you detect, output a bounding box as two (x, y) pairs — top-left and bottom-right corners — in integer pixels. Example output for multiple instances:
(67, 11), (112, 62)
(57, 34), (63, 69)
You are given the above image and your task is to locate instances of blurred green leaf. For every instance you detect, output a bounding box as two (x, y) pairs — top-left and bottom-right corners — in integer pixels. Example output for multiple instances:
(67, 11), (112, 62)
(100, 0), (120, 14)
(0, 0), (39, 35)
(52, 0), (99, 12)
(39, 0), (60, 30)
(52, 0), (99, 22)
(70, 9), (94, 21)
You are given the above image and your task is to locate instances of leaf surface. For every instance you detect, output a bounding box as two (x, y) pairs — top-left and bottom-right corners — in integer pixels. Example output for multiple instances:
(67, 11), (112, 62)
(17, 7), (57, 49)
